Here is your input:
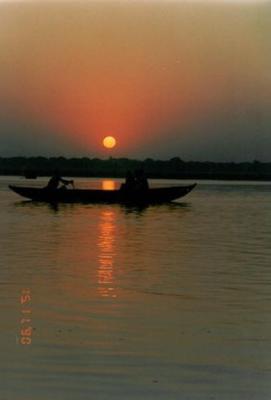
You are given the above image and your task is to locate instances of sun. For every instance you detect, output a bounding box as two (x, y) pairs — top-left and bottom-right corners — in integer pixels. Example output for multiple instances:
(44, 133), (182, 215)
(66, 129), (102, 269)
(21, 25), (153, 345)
(103, 136), (117, 149)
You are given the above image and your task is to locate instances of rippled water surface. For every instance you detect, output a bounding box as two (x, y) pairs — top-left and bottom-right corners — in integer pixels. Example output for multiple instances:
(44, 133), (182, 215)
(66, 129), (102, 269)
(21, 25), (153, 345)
(1, 177), (271, 399)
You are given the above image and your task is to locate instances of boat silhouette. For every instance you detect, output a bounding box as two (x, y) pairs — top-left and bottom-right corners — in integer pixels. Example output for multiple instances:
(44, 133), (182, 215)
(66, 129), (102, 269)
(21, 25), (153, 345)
(9, 183), (196, 205)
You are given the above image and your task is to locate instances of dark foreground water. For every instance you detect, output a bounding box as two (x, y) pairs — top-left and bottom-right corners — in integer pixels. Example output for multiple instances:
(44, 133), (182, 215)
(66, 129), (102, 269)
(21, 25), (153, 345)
(0, 176), (271, 400)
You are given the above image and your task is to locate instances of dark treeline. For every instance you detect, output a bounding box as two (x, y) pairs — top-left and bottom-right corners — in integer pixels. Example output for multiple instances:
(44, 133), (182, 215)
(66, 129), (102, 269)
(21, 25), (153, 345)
(0, 156), (271, 180)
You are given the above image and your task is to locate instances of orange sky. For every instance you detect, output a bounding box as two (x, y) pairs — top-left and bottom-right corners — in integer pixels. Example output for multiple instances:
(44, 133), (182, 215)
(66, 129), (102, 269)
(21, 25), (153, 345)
(0, 1), (270, 160)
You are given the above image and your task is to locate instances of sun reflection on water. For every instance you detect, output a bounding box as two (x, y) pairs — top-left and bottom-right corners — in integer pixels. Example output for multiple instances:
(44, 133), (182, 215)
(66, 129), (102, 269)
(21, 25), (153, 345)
(97, 209), (117, 298)
(102, 180), (116, 191)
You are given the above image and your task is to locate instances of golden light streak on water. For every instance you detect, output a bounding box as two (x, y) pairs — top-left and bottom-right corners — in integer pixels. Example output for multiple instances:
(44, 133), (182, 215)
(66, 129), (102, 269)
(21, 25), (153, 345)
(97, 209), (117, 298)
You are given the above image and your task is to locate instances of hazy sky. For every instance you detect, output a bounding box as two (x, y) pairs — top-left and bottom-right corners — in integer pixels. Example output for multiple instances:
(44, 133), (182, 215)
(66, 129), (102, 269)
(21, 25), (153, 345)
(0, 0), (270, 161)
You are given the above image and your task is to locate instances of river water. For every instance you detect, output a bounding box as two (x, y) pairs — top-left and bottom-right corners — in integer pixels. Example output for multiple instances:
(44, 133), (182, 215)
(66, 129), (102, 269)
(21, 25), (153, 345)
(0, 176), (271, 399)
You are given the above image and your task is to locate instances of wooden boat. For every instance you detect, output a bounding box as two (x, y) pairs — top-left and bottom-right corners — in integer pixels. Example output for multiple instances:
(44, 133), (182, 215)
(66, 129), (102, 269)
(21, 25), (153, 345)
(9, 183), (196, 204)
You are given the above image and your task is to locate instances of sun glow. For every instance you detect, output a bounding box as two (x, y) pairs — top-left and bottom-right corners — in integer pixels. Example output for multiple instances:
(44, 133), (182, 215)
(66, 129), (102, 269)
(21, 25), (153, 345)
(103, 136), (117, 149)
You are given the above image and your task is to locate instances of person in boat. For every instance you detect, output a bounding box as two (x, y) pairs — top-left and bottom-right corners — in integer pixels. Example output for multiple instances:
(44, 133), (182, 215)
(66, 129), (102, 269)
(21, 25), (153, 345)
(120, 170), (136, 192)
(121, 169), (149, 193)
(46, 171), (74, 190)
(134, 168), (149, 191)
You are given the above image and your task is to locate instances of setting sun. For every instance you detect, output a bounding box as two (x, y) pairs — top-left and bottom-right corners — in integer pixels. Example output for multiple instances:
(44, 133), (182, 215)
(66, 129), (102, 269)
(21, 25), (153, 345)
(103, 136), (117, 149)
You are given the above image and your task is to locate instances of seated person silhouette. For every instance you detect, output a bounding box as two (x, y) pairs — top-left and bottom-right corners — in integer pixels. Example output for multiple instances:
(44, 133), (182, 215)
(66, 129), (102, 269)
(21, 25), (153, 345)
(121, 169), (149, 193)
(134, 169), (149, 191)
(120, 171), (136, 192)
(46, 171), (74, 190)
